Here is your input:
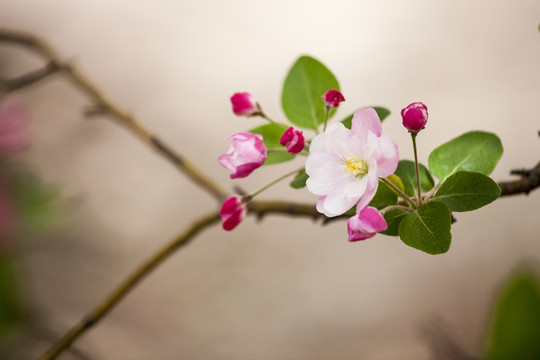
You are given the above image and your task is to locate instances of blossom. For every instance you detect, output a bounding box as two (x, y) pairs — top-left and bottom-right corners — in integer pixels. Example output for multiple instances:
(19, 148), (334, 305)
(305, 108), (399, 217)
(218, 132), (267, 179)
(220, 195), (247, 231)
(0, 97), (30, 155)
(280, 127), (305, 154)
(401, 102), (428, 132)
(347, 206), (387, 241)
(322, 89), (345, 108)
(230, 92), (261, 117)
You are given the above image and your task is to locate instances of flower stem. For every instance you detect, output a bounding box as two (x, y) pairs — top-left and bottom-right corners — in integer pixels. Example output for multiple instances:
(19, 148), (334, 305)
(322, 105), (330, 131)
(380, 205), (414, 215)
(248, 167), (304, 199)
(381, 177), (417, 209)
(260, 113), (289, 131)
(411, 132), (422, 207)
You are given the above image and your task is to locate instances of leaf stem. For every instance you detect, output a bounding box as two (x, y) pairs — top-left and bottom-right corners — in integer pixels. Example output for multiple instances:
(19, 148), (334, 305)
(380, 205), (414, 215)
(381, 177), (417, 208)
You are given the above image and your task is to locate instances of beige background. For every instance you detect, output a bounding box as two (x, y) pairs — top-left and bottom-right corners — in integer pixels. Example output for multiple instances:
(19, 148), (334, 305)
(1, 1), (540, 359)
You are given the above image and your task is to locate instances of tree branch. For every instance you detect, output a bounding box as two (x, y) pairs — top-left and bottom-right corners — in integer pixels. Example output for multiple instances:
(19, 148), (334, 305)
(0, 28), (228, 202)
(0, 27), (535, 359)
(498, 160), (540, 197)
(0, 61), (62, 92)
(39, 211), (221, 360)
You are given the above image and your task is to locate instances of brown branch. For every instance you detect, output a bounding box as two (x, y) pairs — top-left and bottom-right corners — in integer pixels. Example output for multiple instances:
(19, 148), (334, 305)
(39, 211), (221, 360)
(36, 201), (337, 360)
(0, 27), (534, 360)
(498, 161), (540, 197)
(0, 28), (228, 202)
(0, 61), (62, 92)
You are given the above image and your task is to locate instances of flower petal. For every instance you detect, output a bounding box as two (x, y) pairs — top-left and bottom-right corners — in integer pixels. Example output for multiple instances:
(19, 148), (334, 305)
(351, 108), (382, 141)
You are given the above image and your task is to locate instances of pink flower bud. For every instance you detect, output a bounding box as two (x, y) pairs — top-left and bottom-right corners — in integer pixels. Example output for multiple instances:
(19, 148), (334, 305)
(280, 127), (305, 155)
(322, 89), (345, 108)
(230, 92), (261, 117)
(347, 206), (387, 242)
(0, 97), (30, 155)
(218, 132), (267, 179)
(220, 195), (247, 231)
(401, 102), (428, 132)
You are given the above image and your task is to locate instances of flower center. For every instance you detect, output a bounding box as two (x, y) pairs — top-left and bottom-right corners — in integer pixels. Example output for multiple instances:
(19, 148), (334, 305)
(342, 156), (369, 177)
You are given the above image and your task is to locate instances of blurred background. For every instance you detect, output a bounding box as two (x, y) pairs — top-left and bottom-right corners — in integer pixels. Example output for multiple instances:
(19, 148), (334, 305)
(1, 1), (540, 359)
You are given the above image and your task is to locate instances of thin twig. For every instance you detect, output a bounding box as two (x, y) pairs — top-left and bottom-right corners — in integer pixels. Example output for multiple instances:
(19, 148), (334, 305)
(39, 211), (221, 360)
(0, 28), (228, 202)
(0, 61), (62, 92)
(37, 201), (344, 360)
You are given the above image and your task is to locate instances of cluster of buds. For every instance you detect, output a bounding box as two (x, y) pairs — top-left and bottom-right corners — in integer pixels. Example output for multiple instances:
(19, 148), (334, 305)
(219, 89), (429, 243)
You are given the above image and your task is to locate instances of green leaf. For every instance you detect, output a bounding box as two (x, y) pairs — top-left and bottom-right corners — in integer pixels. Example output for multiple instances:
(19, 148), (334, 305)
(381, 208), (409, 236)
(428, 131), (503, 181)
(341, 106), (391, 129)
(394, 160), (435, 197)
(290, 169), (309, 189)
(0, 256), (23, 335)
(10, 171), (58, 231)
(486, 271), (540, 360)
(434, 171), (501, 212)
(249, 124), (295, 165)
(398, 200), (452, 254)
(282, 56), (339, 130)
(369, 180), (398, 210)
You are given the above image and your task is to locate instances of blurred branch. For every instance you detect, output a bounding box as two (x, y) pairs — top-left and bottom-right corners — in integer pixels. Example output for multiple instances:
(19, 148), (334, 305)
(0, 28), (228, 202)
(498, 160), (540, 197)
(36, 200), (339, 360)
(39, 211), (221, 360)
(0, 61), (62, 91)
(0, 27), (536, 360)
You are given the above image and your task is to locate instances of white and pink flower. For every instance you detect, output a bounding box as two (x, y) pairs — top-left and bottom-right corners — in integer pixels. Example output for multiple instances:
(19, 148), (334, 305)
(347, 206), (387, 241)
(218, 132), (267, 179)
(305, 108), (399, 217)
(230, 92), (261, 117)
(280, 127), (305, 155)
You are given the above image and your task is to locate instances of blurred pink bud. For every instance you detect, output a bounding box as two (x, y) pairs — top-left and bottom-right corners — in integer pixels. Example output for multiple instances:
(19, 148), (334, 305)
(218, 132), (267, 179)
(401, 102), (428, 132)
(230, 92), (261, 116)
(347, 206), (387, 242)
(322, 89), (345, 108)
(280, 127), (305, 155)
(220, 195), (247, 231)
(0, 97), (30, 154)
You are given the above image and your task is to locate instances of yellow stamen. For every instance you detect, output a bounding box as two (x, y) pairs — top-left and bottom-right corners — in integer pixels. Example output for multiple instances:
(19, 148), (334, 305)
(342, 156), (369, 177)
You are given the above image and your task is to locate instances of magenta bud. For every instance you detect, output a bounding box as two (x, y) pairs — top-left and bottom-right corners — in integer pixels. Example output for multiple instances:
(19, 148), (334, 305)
(401, 102), (428, 132)
(230, 92), (261, 117)
(220, 196), (247, 231)
(280, 127), (305, 155)
(322, 89), (345, 108)
(347, 206), (388, 242)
